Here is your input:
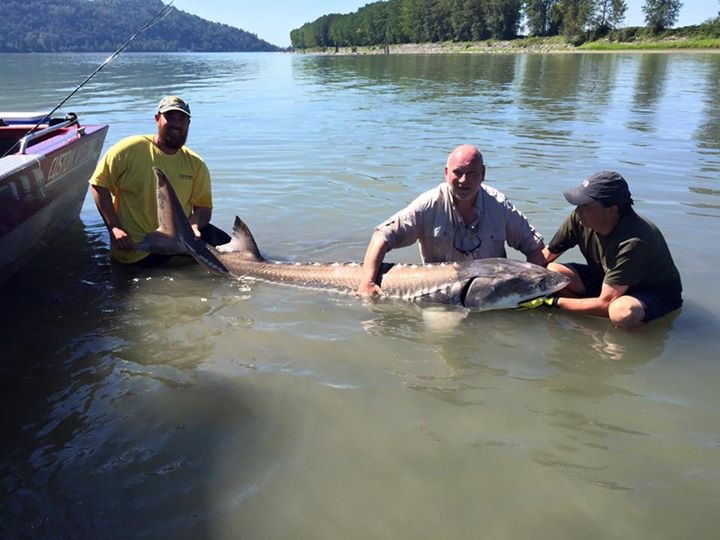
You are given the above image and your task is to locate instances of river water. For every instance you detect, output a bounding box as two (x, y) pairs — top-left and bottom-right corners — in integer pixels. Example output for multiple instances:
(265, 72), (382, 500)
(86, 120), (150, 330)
(1, 52), (719, 539)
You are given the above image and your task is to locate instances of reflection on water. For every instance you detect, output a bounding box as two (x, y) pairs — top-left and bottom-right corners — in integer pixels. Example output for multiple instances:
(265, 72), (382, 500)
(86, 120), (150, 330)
(696, 58), (720, 151)
(376, 307), (674, 397)
(2, 51), (720, 538)
(627, 54), (669, 132)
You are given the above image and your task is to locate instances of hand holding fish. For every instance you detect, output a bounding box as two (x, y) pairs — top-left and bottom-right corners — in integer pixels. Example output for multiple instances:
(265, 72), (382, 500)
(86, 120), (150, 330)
(517, 296), (559, 309)
(356, 280), (384, 298)
(110, 226), (134, 251)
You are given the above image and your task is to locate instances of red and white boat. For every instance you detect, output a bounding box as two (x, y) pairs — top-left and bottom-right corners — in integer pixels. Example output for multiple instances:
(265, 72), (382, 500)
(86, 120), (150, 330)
(0, 112), (108, 281)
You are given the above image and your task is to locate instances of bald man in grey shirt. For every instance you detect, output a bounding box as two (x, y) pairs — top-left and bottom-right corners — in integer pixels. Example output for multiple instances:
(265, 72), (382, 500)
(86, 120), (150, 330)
(357, 145), (545, 297)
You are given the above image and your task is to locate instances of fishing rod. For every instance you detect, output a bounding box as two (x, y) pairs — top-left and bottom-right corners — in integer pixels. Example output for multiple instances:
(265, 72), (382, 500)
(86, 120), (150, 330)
(2, 0), (176, 158)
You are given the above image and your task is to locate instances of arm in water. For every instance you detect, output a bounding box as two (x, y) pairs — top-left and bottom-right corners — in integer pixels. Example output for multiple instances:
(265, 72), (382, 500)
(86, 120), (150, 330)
(91, 185), (134, 251)
(357, 230), (388, 297)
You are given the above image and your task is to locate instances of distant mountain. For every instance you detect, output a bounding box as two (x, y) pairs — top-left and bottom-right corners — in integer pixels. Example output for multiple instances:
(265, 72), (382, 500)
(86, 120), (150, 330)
(0, 0), (281, 52)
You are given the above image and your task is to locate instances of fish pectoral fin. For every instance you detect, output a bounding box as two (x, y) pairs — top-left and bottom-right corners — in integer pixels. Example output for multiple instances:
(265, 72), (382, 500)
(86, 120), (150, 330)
(182, 238), (229, 275)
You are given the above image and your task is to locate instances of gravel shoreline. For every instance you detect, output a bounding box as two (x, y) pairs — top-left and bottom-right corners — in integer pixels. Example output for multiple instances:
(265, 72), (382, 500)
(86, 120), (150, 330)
(295, 40), (720, 55)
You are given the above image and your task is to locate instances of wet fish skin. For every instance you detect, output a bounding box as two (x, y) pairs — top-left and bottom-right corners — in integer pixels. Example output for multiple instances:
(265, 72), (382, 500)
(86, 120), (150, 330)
(139, 167), (569, 311)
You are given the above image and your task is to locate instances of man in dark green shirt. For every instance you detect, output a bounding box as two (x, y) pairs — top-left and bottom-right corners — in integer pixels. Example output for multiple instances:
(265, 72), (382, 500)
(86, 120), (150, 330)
(537, 171), (682, 328)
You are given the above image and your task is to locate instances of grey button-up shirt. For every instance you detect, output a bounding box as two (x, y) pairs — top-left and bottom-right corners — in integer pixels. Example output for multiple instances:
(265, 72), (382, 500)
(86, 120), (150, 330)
(375, 183), (543, 263)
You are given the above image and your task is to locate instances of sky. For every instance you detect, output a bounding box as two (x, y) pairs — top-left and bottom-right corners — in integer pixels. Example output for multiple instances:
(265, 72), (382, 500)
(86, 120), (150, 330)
(170, 0), (720, 48)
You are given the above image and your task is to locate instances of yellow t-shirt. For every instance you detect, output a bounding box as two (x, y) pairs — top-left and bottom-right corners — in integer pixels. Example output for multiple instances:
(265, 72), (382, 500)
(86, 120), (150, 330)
(90, 135), (212, 263)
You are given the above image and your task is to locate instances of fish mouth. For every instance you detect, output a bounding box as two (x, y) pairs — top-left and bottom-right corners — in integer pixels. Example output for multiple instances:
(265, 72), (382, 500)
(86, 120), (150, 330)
(458, 276), (477, 306)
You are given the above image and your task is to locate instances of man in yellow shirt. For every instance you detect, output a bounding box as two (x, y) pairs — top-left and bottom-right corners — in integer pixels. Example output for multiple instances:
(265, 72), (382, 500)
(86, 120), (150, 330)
(90, 95), (230, 265)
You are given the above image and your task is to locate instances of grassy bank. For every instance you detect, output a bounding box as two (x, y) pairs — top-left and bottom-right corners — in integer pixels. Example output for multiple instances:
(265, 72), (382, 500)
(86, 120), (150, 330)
(580, 38), (720, 50)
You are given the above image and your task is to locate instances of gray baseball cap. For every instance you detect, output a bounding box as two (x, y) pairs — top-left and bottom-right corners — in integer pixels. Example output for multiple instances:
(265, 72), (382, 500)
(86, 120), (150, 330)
(563, 171), (633, 206)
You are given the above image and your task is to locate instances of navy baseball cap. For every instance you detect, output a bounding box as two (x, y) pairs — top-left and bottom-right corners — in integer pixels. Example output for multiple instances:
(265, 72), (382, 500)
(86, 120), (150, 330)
(563, 171), (633, 206)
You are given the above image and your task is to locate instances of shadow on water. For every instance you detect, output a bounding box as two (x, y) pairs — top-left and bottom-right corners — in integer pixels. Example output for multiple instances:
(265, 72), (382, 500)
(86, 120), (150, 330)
(0, 223), (290, 538)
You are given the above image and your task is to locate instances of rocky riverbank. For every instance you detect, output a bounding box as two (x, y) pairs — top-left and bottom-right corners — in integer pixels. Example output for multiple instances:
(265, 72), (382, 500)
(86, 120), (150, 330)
(300, 39), (572, 55)
(295, 36), (720, 55)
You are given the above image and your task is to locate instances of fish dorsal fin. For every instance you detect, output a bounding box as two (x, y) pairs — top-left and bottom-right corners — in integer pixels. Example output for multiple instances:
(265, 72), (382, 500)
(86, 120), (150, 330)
(215, 216), (264, 261)
(136, 167), (195, 254)
(153, 166), (196, 241)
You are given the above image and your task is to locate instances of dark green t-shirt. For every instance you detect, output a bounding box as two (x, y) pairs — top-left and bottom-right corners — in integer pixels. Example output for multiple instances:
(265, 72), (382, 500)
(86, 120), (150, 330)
(548, 210), (682, 299)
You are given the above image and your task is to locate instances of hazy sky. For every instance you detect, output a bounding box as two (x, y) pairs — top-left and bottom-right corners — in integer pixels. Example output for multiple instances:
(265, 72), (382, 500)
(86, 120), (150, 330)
(170, 0), (720, 48)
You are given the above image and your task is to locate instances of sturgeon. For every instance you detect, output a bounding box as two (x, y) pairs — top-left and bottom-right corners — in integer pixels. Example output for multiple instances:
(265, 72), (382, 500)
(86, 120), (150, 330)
(137, 167), (569, 311)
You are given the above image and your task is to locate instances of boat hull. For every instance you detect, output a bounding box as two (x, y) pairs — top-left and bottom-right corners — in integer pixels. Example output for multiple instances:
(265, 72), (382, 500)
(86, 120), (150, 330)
(0, 117), (108, 281)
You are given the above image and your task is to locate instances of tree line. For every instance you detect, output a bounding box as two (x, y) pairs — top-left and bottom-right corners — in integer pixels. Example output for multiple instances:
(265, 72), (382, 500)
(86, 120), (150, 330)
(289, 0), (690, 49)
(0, 0), (281, 53)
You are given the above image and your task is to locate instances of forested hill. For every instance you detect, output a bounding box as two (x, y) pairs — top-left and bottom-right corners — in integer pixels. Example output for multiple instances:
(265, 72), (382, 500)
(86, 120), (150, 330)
(0, 0), (281, 52)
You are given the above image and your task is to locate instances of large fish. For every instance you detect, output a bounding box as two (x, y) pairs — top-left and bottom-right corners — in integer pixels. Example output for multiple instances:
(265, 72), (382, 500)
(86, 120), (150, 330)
(137, 167), (569, 311)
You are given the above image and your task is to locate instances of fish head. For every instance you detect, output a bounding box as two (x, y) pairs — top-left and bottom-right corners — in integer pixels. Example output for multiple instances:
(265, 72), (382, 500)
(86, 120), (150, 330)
(459, 258), (570, 311)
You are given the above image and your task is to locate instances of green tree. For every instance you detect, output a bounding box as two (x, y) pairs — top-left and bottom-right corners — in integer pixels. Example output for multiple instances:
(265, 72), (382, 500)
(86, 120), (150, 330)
(301, 23), (319, 48)
(524, 0), (560, 36)
(289, 28), (304, 48)
(642, 0), (683, 33)
(358, 2), (390, 45)
(384, 0), (407, 43)
(485, 0), (523, 39)
(556, 0), (594, 42)
(425, 0), (453, 41)
(400, 0), (440, 43)
(450, 0), (488, 40)
(589, 0), (628, 32)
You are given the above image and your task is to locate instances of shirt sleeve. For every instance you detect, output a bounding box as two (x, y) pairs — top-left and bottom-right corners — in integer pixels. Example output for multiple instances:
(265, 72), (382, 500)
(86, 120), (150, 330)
(189, 160), (212, 209)
(503, 198), (544, 256)
(604, 238), (647, 287)
(89, 144), (122, 191)
(375, 193), (430, 251)
(547, 211), (580, 254)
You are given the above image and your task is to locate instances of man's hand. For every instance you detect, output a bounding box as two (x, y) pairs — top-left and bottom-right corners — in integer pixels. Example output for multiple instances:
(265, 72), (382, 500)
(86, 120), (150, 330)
(110, 226), (134, 251)
(517, 296), (559, 310)
(357, 232), (389, 299)
(356, 280), (384, 298)
(190, 207), (211, 240)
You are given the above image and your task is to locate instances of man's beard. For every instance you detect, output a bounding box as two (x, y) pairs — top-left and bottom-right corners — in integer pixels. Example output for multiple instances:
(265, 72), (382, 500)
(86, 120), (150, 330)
(159, 127), (188, 150)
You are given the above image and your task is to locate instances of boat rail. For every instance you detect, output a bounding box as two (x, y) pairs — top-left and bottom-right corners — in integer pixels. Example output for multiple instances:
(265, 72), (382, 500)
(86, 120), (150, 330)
(17, 114), (84, 154)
